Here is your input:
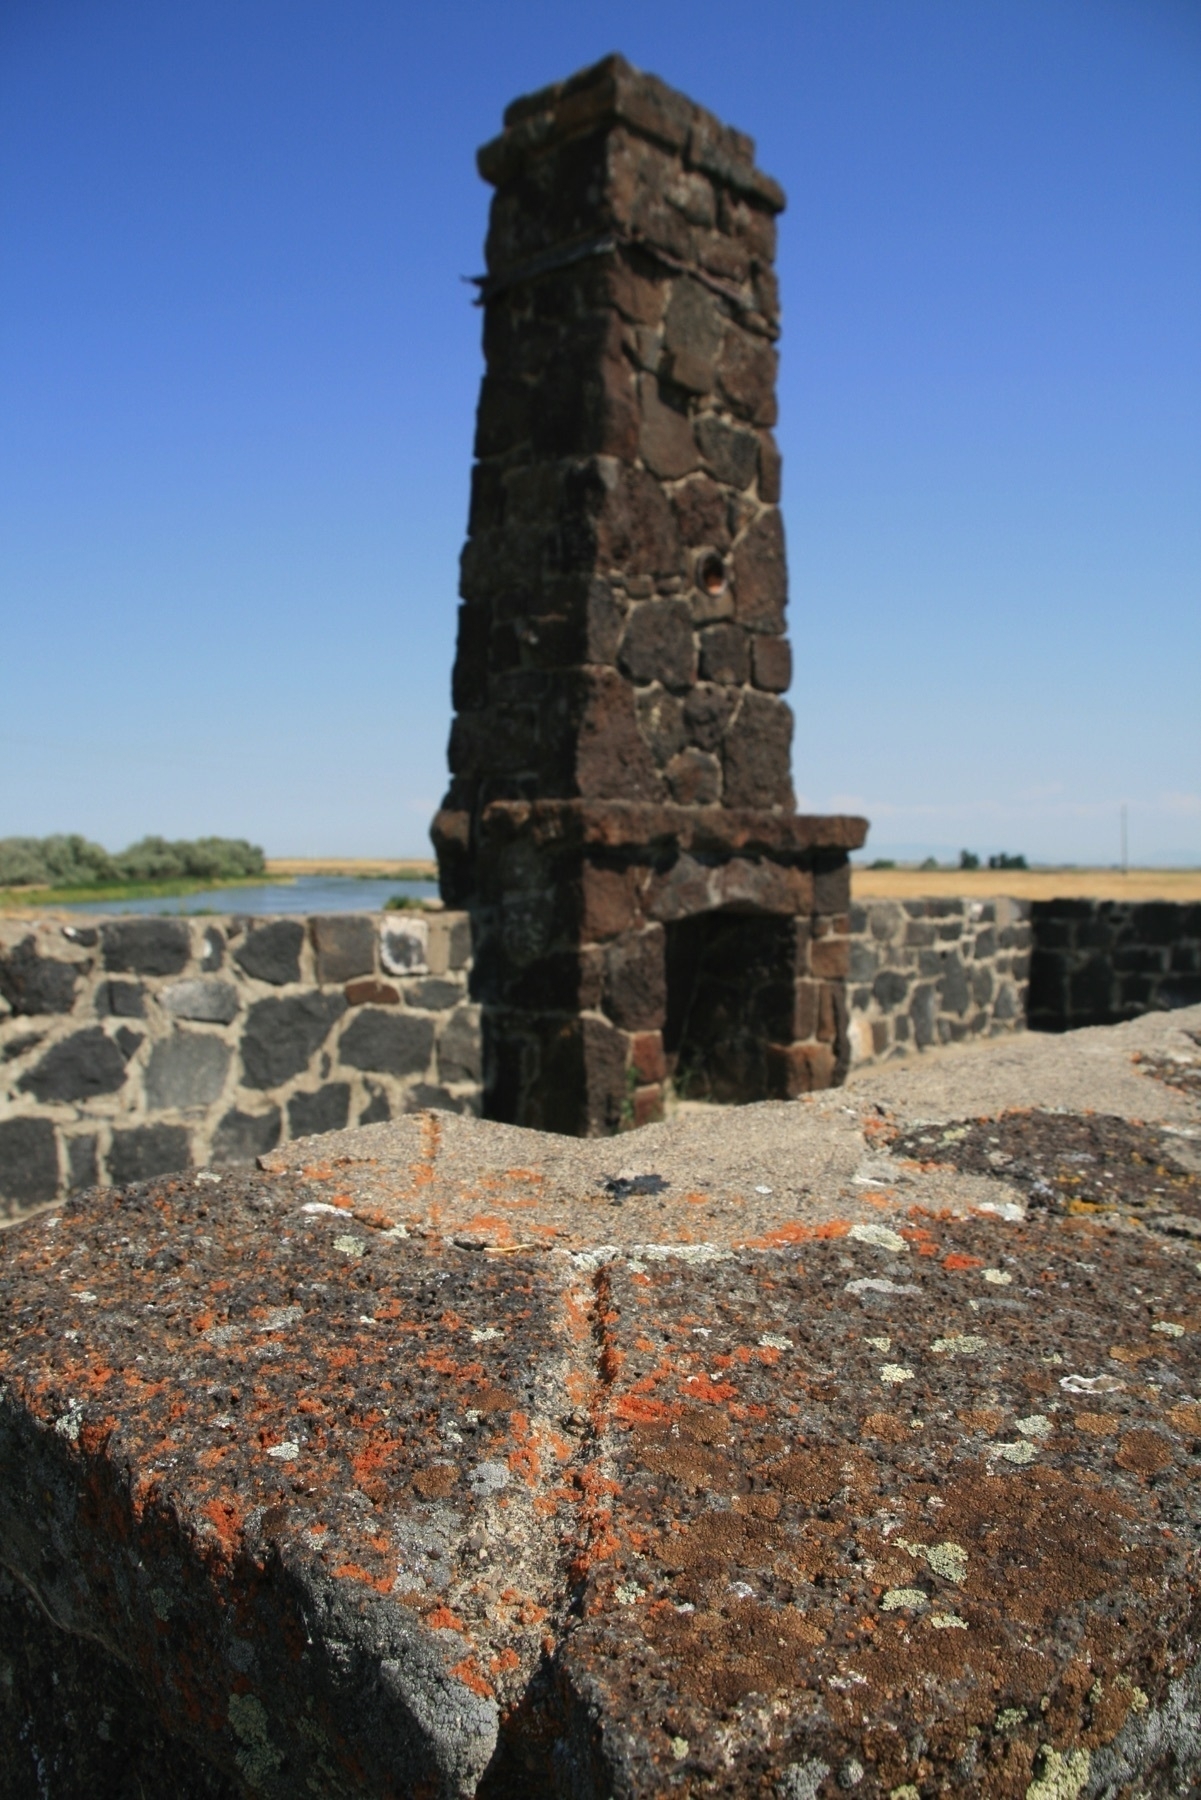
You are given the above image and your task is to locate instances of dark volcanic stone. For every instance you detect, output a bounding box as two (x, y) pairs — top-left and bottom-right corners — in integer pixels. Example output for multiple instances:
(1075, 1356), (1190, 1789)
(107, 1123), (191, 1186)
(892, 1110), (1201, 1226)
(288, 1084), (352, 1139)
(0, 1571), (237, 1800)
(18, 1028), (128, 1103)
(311, 916), (375, 984)
(144, 1032), (232, 1111)
(0, 1116), (58, 1208)
(66, 1133), (98, 1195)
(234, 920), (304, 986)
(0, 937), (83, 1015)
(95, 979), (147, 1018)
(339, 1009), (435, 1078)
(358, 1085), (391, 1126)
(241, 992), (347, 1089)
(160, 978), (240, 1024)
(101, 919), (190, 977)
(210, 1105), (282, 1165)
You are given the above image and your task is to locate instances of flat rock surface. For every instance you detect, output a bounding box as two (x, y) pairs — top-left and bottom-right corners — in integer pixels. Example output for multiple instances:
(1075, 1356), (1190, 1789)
(2, 1008), (1200, 1798)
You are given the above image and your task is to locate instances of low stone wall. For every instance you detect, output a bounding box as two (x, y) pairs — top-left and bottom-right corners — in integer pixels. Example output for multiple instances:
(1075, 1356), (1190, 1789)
(846, 895), (1031, 1064)
(0, 911), (480, 1216)
(1028, 898), (1201, 1031)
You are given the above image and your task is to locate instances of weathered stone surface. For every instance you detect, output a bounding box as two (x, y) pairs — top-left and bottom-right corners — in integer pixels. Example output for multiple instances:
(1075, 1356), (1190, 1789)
(287, 1082), (351, 1138)
(0, 1115), (58, 1208)
(381, 916), (430, 976)
(0, 937), (82, 1015)
(618, 599), (696, 689)
(145, 1030), (232, 1112)
(95, 976), (147, 1017)
(66, 1132), (98, 1194)
(17, 1026), (128, 1103)
(695, 413), (759, 489)
(101, 918), (191, 976)
(721, 691), (794, 809)
(311, 915), (375, 984)
(241, 993), (347, 1089)
(339, 1008), (436, 1078)
(211, 1104), (282, 1165)
(345, 978), (401, 1006)
(2, 1008), (1199, 1797)
(161, 977), (240, 1024)
(106, 1121), (190, 1185)
(234, 920), (304, 986)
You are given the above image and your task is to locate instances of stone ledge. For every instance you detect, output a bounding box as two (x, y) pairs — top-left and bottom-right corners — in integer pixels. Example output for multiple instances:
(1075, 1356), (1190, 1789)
(439, 802), (869, 858)
(2, 1005), (1199, 1795)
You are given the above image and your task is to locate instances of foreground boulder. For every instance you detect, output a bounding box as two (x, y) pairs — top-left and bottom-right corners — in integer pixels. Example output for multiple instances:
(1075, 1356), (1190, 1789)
(2, 1007), (1199, 1797)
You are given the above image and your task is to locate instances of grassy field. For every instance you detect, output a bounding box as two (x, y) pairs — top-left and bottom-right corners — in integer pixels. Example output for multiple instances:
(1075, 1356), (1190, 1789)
(852, 866), (1201, 902)
(0, 874), (275, 911)
(265, 857), (437, 880)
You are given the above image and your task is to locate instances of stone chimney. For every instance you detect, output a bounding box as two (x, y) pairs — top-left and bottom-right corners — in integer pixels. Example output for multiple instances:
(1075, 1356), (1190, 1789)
(433, 54), (867, 1134)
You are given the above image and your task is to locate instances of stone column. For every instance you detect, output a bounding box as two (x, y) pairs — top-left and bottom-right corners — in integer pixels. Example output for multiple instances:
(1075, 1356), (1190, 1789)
(434, 54), (867, 1134)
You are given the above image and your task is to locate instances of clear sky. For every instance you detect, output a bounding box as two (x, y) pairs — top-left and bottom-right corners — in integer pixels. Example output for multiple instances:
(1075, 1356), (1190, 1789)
(2, 0), (1198, 865)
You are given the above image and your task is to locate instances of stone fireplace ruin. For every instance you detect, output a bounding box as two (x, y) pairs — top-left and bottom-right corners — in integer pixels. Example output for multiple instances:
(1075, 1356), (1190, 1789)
(433, 54), (867, 1134)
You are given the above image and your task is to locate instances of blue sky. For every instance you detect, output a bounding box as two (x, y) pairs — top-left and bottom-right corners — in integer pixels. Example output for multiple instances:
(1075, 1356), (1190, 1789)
(1, 0), (1197, 864)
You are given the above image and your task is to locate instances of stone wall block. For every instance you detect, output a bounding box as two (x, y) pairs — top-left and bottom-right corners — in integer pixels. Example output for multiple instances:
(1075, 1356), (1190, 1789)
(731, 511), (786, 633)
(603, 927), (666, 1031)
(101, 919), (190, 977)
(766, 1040), (835, 1097)
(211, 1106), (281, 1166)
(18, 1028), (128, 1104)
(339, 1009), (436, 1079)
(95, 980), (146, 1018)
(438, 1006), (483, 1085)
(107, 1123), (191, 1187)
(0, 938), (83, 1015)
(720, 692), (793, 809)
(382, 917), (430, 976)
(161, 979), (239, 1024)
(288, 1084), (351, 1139)
(144, 1032), (232, 1113)
(0, 1116), (59, 1211)
(311, 916), (375, 984)
(234, 920), (304, 986)
(241, 993), (347, 1090)
(618, 599), (696, 689)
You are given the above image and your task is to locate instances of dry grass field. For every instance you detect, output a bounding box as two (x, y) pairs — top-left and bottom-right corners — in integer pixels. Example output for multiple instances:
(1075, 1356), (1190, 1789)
(265, 858), (1201, 903)
(851, 865), (1201, 902)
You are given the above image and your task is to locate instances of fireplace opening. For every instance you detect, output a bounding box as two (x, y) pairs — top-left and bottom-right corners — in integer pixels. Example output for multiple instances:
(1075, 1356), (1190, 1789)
(663, 910), (796, 1103)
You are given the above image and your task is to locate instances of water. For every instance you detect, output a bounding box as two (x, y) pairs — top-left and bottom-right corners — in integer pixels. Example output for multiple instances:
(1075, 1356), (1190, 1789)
(62, 875), (441, 917)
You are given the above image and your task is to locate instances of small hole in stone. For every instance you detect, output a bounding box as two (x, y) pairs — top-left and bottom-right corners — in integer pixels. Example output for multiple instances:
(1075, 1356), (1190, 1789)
(697, 553), (727, 598)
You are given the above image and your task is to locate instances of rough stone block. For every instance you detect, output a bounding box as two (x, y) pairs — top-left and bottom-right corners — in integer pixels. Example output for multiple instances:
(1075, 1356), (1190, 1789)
(18, 1027), (128, 1103)
(288, 1083), (351, 1139)
(241, 993), (347, 1089)
(437, 1006), (483, 1085)
(720, 691), (793, 809)
(339, 1008), (436, 1078)
(66, 1132), (98, 1195)
(145, 1031), (232, 1112)
(603, 927), (666, 1031)
(106, 1122), (190, 1185)
(403, 978), (463, 1012)
(101, 919), (190, 977)
(0, 1115), (58, 1209)
(0, 938), (83, 1016)
(750, 632), (791, 692)
(810, 935), (849, 980)
(311, 915), (375, 984)
(618, 599), (696, 689)
(344, 978), (400, 1006)
(234, 920), (304, 986)
(766, 1039), (835, 1094)
(210, 1106), (282, 1165)
(161, 978), (240, 1024)
(381, 917), (430, 976)
(95, 978), (147, 1018)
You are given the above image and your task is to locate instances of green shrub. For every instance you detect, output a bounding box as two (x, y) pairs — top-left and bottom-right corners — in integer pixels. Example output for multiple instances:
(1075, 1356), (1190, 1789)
(0, 834), (265, 889)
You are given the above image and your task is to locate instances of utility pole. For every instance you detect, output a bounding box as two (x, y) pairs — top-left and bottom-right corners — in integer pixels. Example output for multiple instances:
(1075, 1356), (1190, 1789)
(1121, 804), (1128, 874)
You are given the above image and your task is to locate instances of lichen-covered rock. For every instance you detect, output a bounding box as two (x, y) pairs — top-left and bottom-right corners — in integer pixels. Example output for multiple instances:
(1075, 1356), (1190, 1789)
(2, 1006), (1199, 1796)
